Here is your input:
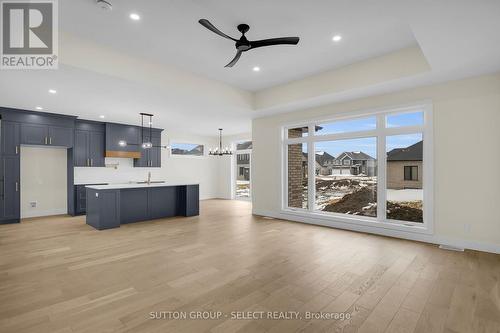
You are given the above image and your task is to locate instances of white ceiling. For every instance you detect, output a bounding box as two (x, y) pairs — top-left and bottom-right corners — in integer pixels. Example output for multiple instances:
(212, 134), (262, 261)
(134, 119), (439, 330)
(59, 0), (417, 92)
(0, 0), (499, 136)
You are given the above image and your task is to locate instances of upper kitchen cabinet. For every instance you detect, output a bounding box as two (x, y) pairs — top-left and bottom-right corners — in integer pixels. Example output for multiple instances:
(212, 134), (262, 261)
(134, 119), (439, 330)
(74, 121), (105, 167)
(17, 112), (75, 148)
(21, 124), (74, 147)
(20, 123), (47, 145)
(105, 123), (141, 158)
(1, 121), (20, 156)
(48, 126), (74, 147)
(133, 130), (163, 168)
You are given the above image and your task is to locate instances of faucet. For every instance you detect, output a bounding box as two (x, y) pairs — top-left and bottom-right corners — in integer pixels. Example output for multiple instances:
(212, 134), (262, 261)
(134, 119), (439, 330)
(147, 172), (151, 185)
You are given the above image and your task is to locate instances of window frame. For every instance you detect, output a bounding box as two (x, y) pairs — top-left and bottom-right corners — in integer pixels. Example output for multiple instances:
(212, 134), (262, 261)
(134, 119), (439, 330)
(404, 165), (419, 181)
(281, 102), (433, 235)
(169, 141), (206, 158)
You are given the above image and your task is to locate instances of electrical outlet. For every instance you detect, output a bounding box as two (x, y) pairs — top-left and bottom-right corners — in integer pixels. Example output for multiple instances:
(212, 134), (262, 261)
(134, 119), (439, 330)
(464, 223), (471, 233)
(29, 201), (37, 208)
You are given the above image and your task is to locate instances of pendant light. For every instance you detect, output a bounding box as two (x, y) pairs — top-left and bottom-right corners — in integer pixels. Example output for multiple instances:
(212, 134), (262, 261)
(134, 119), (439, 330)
(209, 128), (232, 156)
(117, 113), (166, 149)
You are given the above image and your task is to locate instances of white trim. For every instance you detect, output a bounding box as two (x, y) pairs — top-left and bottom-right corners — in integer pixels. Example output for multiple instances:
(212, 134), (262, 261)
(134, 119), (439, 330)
(281, 102), (433, 235)
(252, 208), (500, 254)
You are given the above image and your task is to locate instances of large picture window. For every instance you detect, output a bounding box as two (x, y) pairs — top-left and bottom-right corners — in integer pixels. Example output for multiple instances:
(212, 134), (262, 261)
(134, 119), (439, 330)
(283, 105), (432, 232)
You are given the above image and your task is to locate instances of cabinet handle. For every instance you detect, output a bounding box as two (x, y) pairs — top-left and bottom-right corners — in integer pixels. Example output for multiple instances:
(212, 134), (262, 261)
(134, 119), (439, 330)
(90, 159), (93, 167)
(15, 182), (19, 192)
(15, 146), (19, 154)
(49, 137), (52, 145)
(45, 137), (48, 145)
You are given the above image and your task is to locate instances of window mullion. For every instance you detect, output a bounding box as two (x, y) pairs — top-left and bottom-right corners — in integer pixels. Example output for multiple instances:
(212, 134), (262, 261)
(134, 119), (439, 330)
(376, 114), (387, 221)
(307, 125), (315, 211)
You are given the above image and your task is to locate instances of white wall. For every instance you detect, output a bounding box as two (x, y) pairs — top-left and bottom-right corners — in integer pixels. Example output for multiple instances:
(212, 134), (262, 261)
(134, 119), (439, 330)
(252, 72), (500, 253)
(20, 146), (68, 218)
(74, 131), (221, 200)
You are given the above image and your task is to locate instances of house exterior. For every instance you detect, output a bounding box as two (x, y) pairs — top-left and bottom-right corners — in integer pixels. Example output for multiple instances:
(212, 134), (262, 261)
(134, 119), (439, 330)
(301, 152), (335, 177)
(332, 151), (376, 176)
(236, 141), (252, 181)
(387, 141), (423, 189)
(236, 153), (250, 181)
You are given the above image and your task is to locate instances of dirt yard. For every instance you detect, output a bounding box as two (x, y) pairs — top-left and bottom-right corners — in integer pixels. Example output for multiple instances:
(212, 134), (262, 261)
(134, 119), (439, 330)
(316, 176), (423, 222)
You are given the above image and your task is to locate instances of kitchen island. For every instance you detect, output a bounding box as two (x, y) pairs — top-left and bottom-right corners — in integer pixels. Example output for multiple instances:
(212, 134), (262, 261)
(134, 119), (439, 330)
(85, 183), (199, 230)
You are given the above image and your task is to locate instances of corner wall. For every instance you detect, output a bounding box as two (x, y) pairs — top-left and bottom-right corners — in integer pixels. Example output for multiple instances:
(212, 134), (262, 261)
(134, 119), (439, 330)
(252, 73), (500, 253)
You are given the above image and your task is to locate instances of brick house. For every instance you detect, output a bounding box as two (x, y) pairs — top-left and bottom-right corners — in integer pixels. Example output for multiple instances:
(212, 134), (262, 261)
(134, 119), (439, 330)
(387, 141), (423, 189)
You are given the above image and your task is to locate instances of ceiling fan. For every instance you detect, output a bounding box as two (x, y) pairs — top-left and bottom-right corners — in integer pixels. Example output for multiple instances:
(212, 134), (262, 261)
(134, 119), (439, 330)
(198, 19), (300, 68)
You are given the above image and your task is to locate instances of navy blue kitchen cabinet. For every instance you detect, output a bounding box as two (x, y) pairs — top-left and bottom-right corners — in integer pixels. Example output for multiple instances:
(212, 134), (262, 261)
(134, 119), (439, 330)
(48, 126), (74, 147)
(1, 120), (21, 223)
(133, 134), (151, 168)
(149, 186), (177, 219)
(120, 188), (149, 224)
(86, 188), (121, 230)
(1, 156), (20, 223)
(20, 123), (47, 145)
(75, 185), (87, 215)
(20, 123), (74, 147)
(86, 184), (199, 230)
(74, 184), (108, 215)
(178, 184), (199, 217)
(1, 121), (20, 156)
(74, 130), (90, 167)
(133, 130), (162, 168)
(105, 123), (140, 155)
(74, 121), (105, 167)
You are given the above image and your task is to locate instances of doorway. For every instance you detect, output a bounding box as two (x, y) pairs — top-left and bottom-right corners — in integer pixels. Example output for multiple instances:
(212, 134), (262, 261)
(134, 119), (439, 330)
(234, 141), (252, 200)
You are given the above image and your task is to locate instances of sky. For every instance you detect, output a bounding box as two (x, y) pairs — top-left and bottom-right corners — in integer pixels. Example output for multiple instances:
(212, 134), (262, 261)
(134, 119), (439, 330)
(312, 112), (424, 159)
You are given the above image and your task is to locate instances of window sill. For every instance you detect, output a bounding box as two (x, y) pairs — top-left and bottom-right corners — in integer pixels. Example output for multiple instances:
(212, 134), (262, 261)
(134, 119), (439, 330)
(281, 208), (432, 235)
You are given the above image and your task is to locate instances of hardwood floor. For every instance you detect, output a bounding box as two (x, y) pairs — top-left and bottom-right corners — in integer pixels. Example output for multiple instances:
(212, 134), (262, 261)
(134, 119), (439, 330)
(1, 199), (499, 333)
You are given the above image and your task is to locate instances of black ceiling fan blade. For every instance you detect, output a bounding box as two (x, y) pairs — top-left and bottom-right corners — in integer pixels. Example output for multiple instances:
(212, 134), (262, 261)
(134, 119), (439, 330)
(224, 50), (243, 67)
(199, 19), (237, 41)
(249, 37), (300, 50)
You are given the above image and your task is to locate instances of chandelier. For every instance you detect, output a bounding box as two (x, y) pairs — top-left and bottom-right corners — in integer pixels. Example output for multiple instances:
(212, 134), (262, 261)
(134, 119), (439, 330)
(209, 128), (232, 156)
(118, 113), (166, 149)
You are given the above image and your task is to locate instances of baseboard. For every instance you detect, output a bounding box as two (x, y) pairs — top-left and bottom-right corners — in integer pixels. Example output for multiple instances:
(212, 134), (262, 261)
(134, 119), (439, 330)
(253, 208), (500, 254)
(0, 219), (20, 224)
(21, 208), (67, 219)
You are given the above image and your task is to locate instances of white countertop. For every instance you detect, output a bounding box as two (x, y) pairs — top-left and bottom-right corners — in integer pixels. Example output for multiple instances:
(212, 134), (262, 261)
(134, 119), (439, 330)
(85, 182), (198, 190)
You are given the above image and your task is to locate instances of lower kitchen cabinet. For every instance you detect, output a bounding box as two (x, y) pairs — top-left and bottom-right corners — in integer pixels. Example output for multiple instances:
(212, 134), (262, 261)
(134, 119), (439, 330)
(1, 156), (20, 223)
(120, 188), (150, 224)
(74, 184), (108, 215)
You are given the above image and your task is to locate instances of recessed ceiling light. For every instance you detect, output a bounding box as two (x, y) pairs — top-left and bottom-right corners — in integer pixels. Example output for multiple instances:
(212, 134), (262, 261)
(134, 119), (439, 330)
(35, 106), (43, 110)
(129, 13), (140, 21)
(99, 115), (105, 119)
(48, 89), (57, 94)
(332, 35), (342, 42)
(253, 66), (260, 72)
